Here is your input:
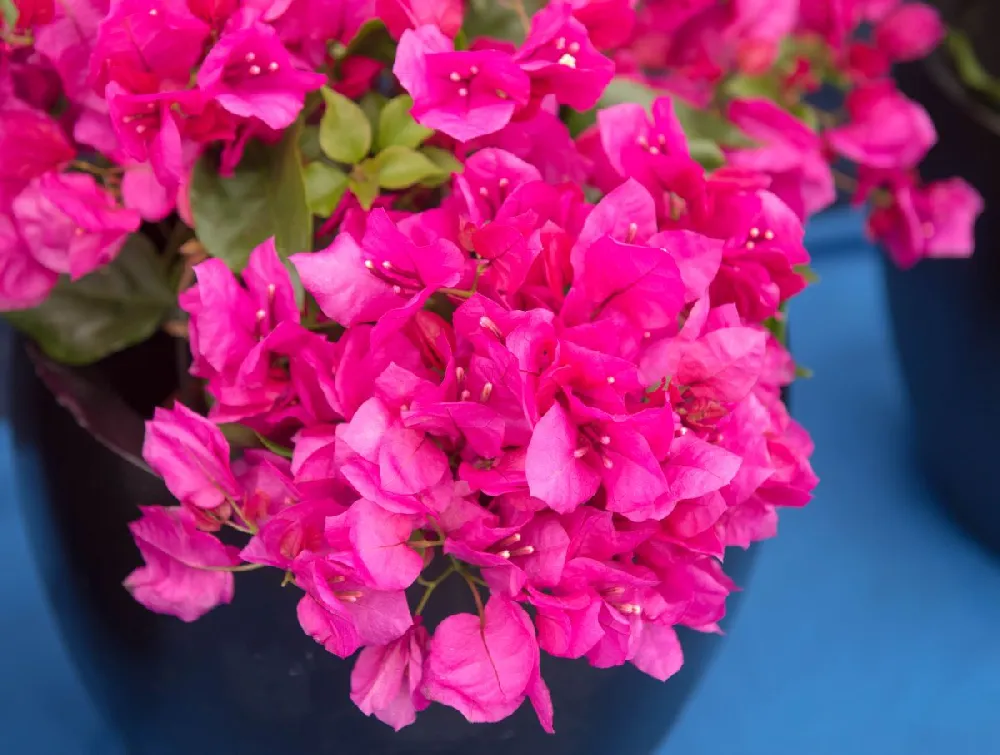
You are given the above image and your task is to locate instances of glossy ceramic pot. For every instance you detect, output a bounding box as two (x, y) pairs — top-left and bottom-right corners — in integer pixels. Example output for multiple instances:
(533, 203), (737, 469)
(884, 54), (1000, 552)
(8, 332), (759, 755)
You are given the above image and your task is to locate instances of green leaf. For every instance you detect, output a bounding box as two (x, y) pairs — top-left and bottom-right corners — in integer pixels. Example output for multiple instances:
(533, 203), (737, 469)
(343, 18), (397, 65)
(794, 364), (814, 380)
(794, 264), (820, 285)
(373, 146), (446, 189)
(687, 140), (725, 171)
(724, 74), (784, 102)
(360, 91), (389, 129)
(378, 95), (434, 150)
(299, 124), (323, 163)
(304, 162), (349, 216)
(255, 432), (295, 459)
(191, 125), (312, 271)
(947, 29), (1000, 105)
(219, 423), (260, 452)
(421, 146), (464, 186)
(4, 235), (174, 365)
(673, 100), (757, 148)
(0, 0), (17, 28)
(319, 87), (372, 164)
(349, 161), (381, 209)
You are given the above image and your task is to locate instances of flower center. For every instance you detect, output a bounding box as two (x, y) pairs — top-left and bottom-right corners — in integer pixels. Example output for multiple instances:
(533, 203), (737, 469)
(574, 422), (614, 469)
(363, 258), (422, 295)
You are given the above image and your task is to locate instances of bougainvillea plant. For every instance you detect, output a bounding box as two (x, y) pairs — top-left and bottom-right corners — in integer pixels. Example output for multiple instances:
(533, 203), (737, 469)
(0, 0), (962, 736)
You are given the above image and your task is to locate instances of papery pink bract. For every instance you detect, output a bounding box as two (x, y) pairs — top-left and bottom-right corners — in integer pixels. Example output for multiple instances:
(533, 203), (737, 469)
(197, 21), (326, 130)
(394, 25), (531, 142)
(874, 2), (944, 62)
(124, 506), (241, 622)
(351, 625), (431, 731)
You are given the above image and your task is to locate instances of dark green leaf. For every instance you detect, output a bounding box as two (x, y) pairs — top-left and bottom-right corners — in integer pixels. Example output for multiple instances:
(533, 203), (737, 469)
(378, 95), (434, 150)
(219, 423), (260, 452)
(794, 364), (814, 380)
(462, 0), (538, 44)
(4, 235), (173, 365)
(947, 29), (1000, 105)
(255, 432), (295, 459)
(374, 145), (446, 189)
(304, 162), (349, 216)
(319, 87), (373, 164)
(299, 124), (323, 162)
(343, 18), (397, 65)
(191, 127), (312, 271)
(794, 264), (820, 284)
(360, 91), (389, 129)
(687, 140), (725, 171)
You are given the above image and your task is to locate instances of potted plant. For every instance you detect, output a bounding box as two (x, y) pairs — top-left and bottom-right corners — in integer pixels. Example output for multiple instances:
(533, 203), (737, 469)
(880, 0), (1000, 552)
(0, 1), (820, 753)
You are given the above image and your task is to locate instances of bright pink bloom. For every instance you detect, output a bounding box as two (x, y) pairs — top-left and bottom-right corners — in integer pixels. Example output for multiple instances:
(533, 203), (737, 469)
(10, 0), (55, 30)
(423, 594), (551, 730)
(12, 172), (140, 281)
(293, 209), (466, 345)
(197, 21), (326, 130)
(725, 98), (835, 220)
(143, 403), (242, 510)
(394, 25), (531, 141)
(869, 178), (984, 269)
(0, 108), (74, 203)
(514, 3), (615, 112)
(874, 2), (944, 62)
(90, 0), (210, 91)
(0, 212), (58, 311)
(351, 625), (431, 731)
(294, 554), (413, 658)
(124, 506), (241, 622)
(105, 84), (185, 190)
(826, 81), (936, 170)
(240, 499), (340, 570)
(568, 0), (637, 50)
(348, 499), (424, 591)
(377, 0), (463, 39)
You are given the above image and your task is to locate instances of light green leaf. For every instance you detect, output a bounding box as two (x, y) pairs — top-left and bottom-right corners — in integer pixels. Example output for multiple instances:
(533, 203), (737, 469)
(190, 125), (313, 271)
(724, 74), (784, 102)
(0, 0), (17, 27)
(794, 264), (820, 284)
(304, 162), (349, 216)
(4, 235), (173, 365)
(421, 146), (464, 186)
(687, 140), (726, 171)
(255, 432), (295, 459)
(360, 91), (389, 129)
(349, 161), (381, 209)
(373, 146), (447, 189)
(319, 87), (372, 164)
(378, 95), (434, 150)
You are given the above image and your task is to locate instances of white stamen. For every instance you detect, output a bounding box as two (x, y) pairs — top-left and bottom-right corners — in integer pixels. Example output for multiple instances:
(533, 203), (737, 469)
(267, 283), (276, 297)
(637, 135), (649, 147)
(249, 64), (261, 76)
(148, 8), (157, 15)
(479, 186), (490, 197)
(626, 222), (638, 242)
(511, 545), (536, 557)
(450, 71), (461, 82)
(455, 366), (466, 382)
(573, 447), (589, 459)
(268, 62), (279, 72)
(498, 178), (510, 189)
(600, 435), (612, 445)
(496, 89), (508, 99)
(458, 87), (469, 97)
(460, 389), (472, 401)
(470, 65), (480, 75)
(556, 37), (567, 50)
(745, 241), (756, 250)
(558, 53), (577, 68)
(643, 331), (652, 339)
(749, 227), (760, 238)
(364, 259), (375, 269)
(569, 42), (581, 54)
(602, 457), (614, 469)
(497, 550), (511, 559)
(764, 230), (775, 241)
(480, 383), (494, 402)
(649, 146), (660, 155)
(135, 124), (146, 134)
(256, 309), (266, 320)
(392, 285), (403, 294)
(382, 260), (392, 269)
(607, 376), (616, 385)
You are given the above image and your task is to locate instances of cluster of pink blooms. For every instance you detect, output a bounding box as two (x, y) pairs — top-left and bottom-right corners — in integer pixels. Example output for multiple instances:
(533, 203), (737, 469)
(2, 0), (971, 736)
(615, 0), (984, 268)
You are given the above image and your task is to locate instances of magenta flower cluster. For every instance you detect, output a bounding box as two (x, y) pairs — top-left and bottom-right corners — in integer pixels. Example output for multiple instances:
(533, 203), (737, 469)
(0, 0), (969, 737)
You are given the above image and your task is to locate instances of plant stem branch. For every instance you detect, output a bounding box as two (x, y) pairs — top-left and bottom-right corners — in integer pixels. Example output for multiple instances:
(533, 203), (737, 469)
(415, 563), (456, 615)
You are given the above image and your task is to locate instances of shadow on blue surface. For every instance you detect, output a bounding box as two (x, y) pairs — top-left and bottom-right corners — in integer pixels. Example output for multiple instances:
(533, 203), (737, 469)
(2, 209), (999, 755)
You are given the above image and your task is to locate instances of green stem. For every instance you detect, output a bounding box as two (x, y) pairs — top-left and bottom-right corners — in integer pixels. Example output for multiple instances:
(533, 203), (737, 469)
(415, 563), (456, 615)
(409, 539), (444, 549)
(198, 562), (264, 573)
(437, 287), (475, 300)
(229, 499), (258, 535)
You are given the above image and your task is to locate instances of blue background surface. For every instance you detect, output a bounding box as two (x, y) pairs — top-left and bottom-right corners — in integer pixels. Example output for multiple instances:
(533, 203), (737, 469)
(3, 208), (1000, 754)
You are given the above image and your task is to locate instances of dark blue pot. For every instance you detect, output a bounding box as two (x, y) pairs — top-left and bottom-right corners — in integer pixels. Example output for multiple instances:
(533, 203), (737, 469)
(6, 333), (760, 755)
(885, 55), (1000, 552)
